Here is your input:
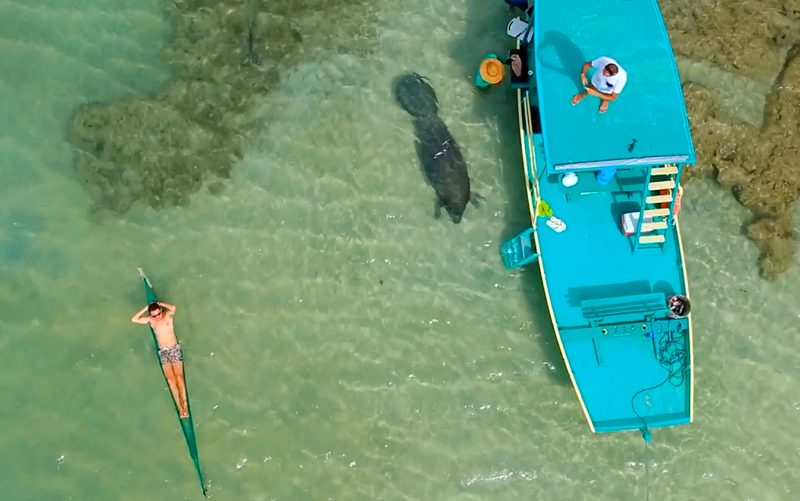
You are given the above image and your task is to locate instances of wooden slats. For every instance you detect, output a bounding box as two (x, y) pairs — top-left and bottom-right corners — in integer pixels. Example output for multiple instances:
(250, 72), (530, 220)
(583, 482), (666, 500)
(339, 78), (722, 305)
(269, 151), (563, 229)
(641, 221), (668, 232)
(639, 234), (666, 244)
(634, 164), (678, 247)
(644, 208), (670, 218)
(651, 164), (678, 176)
(648, 180), (675, 191)
(646, 194), (673, 204)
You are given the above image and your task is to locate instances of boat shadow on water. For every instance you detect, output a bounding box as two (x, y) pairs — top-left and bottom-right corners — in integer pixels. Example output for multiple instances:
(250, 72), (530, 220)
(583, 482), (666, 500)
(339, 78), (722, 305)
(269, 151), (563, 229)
(450, 0), (572, 386)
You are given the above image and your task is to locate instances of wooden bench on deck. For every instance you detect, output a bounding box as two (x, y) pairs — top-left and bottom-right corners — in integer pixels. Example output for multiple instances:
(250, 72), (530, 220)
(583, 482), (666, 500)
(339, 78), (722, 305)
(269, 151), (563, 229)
(580, 292), (667, 326)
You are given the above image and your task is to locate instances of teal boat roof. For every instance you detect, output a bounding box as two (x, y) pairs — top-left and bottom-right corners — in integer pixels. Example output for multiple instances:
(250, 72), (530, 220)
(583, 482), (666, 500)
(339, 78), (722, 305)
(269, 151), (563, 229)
(532, 0), (695, 172)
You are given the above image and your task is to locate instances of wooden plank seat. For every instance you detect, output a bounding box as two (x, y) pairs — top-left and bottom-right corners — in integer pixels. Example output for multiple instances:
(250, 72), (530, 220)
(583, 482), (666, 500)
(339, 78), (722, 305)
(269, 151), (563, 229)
(580, 292), (667, 324)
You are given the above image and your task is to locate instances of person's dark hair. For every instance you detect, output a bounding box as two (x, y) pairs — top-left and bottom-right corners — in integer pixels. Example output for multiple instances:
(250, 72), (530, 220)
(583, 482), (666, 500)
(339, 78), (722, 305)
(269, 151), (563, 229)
(148, 302), (161, 314)
(667, 295), (690, 318)
(605, 63), (619, 75)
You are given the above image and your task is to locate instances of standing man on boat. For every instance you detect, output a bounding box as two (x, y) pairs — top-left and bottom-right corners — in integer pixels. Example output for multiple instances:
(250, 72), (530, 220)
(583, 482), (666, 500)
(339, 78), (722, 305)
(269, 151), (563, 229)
(131, 301), (189, 418)
(571, 57), (628, 113)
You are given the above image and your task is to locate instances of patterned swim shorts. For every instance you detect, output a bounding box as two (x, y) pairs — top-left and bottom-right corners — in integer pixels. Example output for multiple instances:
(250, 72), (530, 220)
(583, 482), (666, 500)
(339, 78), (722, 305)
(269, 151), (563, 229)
(158, 344), (183, 364)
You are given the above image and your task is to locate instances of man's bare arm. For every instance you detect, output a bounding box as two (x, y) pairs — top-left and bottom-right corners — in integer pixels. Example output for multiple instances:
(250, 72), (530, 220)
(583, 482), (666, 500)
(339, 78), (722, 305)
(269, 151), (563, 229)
(585, 87), (618, 101)
(158, 301), (177, 313)
(131, 306), (150, 324)
(579, 62), (592, 86)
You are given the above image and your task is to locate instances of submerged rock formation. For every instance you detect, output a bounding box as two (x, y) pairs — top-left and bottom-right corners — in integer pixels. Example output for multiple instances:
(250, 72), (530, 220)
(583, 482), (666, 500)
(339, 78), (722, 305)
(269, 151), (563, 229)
(663, 0), (800, 82)
(662, 0), (800, 279)
(68, 0), (376, 213)
(683, 47), (800, 279)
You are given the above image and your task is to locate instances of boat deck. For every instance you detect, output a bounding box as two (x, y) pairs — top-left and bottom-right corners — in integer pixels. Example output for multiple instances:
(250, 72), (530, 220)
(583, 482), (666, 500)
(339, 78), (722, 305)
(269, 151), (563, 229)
(535, 171), (690, 431)
(537, 171), (684, 328)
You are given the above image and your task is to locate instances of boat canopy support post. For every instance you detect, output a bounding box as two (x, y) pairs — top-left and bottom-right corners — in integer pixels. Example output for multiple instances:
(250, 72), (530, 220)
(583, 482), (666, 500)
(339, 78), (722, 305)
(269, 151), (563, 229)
(501, 227), (538, 269)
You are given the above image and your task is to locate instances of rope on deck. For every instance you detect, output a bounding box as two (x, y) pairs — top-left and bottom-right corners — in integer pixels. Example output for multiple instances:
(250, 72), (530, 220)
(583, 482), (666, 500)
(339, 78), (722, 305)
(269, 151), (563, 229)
(631, 320), (689, 427)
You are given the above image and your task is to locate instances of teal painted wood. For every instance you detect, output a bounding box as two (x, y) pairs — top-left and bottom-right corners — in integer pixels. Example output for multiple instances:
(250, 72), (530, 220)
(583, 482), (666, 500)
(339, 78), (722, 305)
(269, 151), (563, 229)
(138, 269), (208, 497)
(498, 0), (694, 434)
(580, 293), (667, 325)
(501, 228), (538, 269)
(532, 0), (695, 173)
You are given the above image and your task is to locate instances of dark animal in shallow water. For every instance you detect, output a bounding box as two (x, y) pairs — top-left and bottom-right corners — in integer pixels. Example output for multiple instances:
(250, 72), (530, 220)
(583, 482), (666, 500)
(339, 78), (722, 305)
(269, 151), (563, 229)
(393, 72), (481, 223)
(394, 73), (439, 117)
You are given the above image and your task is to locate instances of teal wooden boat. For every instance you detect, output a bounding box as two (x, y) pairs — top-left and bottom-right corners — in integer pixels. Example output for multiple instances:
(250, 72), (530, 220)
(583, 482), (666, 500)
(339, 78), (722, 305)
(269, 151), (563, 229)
(138, 268), (208, 496)
(492, 0), (694, 436)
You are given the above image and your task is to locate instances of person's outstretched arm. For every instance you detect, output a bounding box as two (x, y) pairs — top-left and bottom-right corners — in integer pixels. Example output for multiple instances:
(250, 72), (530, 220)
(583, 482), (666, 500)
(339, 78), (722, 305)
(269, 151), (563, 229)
(131, 306), (150, 324)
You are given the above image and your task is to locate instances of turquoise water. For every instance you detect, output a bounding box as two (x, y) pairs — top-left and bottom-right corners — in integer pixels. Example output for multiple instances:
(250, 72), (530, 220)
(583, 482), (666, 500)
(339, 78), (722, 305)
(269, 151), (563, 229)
(1, 1), (799, 500)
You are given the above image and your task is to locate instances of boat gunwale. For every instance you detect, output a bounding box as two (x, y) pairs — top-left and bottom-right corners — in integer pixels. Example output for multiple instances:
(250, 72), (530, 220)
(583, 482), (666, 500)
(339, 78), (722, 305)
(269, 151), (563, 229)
(515, 77), (596, 432)
(673, 219), (694, 423)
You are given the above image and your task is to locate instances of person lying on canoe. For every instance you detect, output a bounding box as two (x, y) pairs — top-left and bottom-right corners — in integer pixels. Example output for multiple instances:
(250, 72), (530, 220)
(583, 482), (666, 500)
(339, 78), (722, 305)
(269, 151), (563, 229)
(131, 301), (189, 418)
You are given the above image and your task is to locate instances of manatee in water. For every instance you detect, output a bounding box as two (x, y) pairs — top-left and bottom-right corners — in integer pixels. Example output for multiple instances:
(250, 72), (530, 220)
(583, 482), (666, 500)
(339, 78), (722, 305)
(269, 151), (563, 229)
(394, 72), (440, 117)
(393, 72), (481, 223)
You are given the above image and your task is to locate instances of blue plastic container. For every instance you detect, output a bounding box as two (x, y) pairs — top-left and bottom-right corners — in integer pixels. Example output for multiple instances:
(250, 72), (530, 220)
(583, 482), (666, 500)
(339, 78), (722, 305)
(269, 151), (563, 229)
(595, 166), (617, 185)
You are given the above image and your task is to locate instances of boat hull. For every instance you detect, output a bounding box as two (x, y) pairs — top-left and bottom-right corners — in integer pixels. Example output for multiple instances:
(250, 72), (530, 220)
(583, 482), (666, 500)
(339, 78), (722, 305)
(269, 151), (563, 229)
(512, 68), (693, 433)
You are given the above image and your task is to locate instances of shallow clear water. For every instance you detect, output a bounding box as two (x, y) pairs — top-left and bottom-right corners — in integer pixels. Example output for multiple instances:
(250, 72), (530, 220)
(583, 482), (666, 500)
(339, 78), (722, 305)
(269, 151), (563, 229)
(1, 1), (799, 500)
